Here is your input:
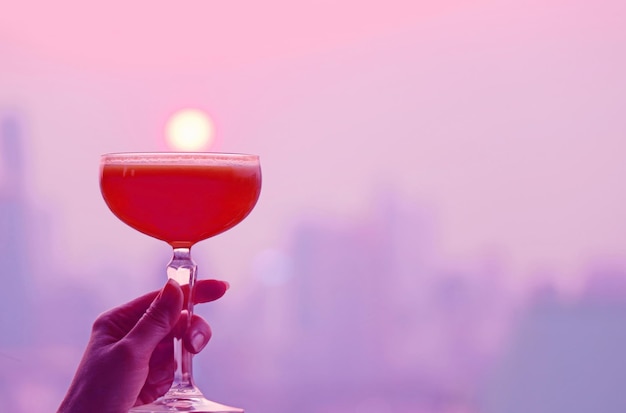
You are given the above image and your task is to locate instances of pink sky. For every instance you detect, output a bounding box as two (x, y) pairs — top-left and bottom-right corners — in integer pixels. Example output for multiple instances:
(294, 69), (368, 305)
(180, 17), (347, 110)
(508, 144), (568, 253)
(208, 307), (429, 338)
(0, 1), (470, 71)
(1, 0), (626, 294)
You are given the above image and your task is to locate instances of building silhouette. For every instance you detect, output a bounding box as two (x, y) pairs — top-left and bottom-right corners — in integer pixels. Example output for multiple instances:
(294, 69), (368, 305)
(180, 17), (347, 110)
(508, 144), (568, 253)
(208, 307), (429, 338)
(0, 111), (30, 347)
(204, 193), (517, 413)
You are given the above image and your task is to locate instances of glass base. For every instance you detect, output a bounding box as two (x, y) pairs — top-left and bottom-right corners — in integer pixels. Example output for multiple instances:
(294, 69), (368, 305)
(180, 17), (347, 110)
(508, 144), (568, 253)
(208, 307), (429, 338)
(129, 389), (243, 413)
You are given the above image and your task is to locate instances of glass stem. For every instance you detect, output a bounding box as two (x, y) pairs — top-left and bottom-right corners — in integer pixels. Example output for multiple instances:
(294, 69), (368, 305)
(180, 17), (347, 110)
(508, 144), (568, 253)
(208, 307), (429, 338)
(166, 247), (198, 392)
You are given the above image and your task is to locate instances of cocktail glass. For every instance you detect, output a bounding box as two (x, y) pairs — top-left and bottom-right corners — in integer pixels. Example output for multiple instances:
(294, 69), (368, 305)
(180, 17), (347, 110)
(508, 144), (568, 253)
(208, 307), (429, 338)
(99, 152), (261, 412)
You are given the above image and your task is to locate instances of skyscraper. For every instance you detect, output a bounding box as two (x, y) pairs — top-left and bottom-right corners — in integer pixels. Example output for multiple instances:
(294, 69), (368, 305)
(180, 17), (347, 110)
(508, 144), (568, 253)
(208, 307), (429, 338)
(0, 111), (30, 347)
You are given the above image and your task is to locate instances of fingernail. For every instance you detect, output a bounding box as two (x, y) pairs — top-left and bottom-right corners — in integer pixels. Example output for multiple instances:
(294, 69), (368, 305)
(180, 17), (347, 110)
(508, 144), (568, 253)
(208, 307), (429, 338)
(157, 279), (179, 306)
(223, 281), (230, 291)
(191, 332), (207, 353)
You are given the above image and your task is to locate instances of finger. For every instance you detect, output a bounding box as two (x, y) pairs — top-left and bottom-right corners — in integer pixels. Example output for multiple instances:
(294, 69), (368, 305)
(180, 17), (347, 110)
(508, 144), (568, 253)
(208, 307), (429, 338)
(97, 290), (161, 335)
(109, 279), (227, 313)
(137, 339), (176, 405)
(170, 311), (189, 340)
(124, 279), (184, 352)
(183, 314), (212, 354)
(169, 313), (212, 352)
(185, 279), (229, 306)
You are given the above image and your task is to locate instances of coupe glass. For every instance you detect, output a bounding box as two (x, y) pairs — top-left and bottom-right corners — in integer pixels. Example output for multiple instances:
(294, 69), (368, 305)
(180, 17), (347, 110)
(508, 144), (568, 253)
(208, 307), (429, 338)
(99, 152), (262, 413)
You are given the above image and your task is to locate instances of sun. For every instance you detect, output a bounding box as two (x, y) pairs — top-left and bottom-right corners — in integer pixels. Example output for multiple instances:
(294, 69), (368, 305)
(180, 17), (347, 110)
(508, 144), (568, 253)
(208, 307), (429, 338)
(165, 109), (214, 151)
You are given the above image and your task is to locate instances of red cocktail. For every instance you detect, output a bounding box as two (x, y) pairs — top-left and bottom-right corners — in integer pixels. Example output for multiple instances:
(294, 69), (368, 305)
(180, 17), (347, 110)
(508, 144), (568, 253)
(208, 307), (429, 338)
(99, 152), (261, 413)
(101, 158), (261, 248)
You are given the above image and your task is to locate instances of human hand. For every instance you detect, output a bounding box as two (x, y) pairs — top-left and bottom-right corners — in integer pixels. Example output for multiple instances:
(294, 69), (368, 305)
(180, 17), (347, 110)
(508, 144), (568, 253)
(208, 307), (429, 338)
(57, 278), (228, 413)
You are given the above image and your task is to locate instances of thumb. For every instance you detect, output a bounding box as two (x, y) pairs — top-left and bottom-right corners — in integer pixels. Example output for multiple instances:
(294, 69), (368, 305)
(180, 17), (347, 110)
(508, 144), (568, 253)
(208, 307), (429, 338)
(124, 279), (183, 352)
